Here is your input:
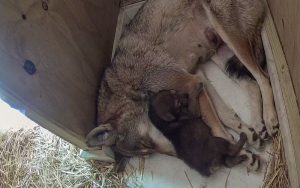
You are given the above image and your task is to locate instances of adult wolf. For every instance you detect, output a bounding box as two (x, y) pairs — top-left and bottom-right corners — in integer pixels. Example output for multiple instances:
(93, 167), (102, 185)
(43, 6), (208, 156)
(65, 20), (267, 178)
(86, 0), (278, 170)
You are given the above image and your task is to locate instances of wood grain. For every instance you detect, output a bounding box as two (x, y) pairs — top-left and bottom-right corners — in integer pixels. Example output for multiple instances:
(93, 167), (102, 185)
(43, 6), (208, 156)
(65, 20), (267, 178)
(263, 8), (300, 188)
(267, 0), (300, 110)
(0, 0), (120, 149)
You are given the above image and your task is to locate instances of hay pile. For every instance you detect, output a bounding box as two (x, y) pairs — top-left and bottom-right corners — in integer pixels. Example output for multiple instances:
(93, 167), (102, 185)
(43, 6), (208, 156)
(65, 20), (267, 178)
(0, 127), (132, 188)
(0, 124), (291, 188)
(262, 133), (291, 188)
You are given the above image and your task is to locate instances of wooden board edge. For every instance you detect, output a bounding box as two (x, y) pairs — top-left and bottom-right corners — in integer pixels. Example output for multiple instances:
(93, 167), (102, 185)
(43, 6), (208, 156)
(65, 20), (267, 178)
(0, 83), (114, 161)
(263, 7), (300, 188)
(80, 148), (115, 162)
(0, 84), (88, 149)
(121, 0), (145, 7)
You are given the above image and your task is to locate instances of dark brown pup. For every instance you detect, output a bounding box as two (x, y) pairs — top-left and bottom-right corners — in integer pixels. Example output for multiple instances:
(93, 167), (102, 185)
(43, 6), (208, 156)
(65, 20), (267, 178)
(148, 90), (248, 176)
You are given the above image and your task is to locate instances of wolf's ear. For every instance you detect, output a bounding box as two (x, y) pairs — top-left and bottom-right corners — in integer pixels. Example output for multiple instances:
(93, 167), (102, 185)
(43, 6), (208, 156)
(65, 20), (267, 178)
(204, 27), (222, 48)
(86, 124), (116, 147)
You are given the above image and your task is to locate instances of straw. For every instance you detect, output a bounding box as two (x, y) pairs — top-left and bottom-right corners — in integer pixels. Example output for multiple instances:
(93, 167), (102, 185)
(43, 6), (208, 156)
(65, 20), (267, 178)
(262, 133), (291, 188)
(0, 127), (132, 188)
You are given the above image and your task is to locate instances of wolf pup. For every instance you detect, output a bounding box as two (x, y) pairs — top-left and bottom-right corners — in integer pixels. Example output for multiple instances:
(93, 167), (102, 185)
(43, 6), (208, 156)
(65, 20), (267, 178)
(148, 90), (252, 176)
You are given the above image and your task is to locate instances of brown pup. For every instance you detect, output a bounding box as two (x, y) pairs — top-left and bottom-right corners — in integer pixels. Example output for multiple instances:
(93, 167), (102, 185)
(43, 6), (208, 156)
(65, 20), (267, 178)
(148, 90), (248, 176)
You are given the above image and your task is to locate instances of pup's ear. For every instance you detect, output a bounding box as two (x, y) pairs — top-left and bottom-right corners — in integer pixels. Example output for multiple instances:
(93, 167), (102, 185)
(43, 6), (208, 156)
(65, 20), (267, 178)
(161, 112), (176, 122)
(86, 124), (116, 147)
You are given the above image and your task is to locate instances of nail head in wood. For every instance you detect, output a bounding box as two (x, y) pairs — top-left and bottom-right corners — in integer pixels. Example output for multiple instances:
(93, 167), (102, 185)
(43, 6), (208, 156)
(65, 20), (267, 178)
(22, 14), (26, 20)
(23, 60), (37, 75)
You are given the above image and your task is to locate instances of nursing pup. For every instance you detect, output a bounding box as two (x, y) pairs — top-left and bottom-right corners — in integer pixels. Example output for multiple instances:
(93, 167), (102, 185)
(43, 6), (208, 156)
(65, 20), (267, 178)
(148, 90), (250, 176)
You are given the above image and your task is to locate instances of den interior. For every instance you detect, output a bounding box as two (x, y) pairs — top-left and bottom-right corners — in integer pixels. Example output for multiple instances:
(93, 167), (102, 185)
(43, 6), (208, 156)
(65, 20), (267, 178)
(0, 0), (299, 187)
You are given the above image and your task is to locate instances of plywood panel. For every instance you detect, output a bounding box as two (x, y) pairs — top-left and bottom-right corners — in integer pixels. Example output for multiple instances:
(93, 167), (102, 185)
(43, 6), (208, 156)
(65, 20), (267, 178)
(267, 0), (300, 110)
(0, 0), (120, 149)
(263, 17), (300, 188)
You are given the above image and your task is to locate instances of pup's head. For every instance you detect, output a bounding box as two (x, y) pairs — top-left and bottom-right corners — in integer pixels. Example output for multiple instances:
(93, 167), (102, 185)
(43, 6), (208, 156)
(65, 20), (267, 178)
(148, 90), (191, 123)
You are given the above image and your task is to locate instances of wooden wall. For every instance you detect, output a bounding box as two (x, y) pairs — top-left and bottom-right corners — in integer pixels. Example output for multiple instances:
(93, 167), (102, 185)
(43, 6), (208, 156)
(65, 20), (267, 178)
(0, 0), (120, 149)
(266, 2), (300, 187)
(267, 0), (300, 110)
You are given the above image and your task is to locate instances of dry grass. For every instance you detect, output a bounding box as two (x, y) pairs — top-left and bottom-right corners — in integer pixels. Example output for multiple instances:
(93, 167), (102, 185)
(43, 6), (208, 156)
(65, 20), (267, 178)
(0, 127), (136, 188)
(262, 133), (291, 188)
(1, 124), (290, 188)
